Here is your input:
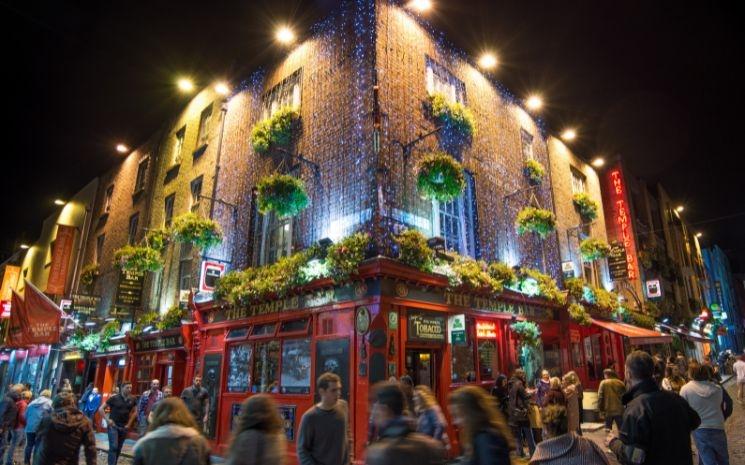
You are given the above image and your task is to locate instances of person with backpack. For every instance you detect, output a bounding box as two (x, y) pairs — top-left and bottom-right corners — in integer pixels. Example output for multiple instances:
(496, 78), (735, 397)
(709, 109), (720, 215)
(23, 389), (52, 465)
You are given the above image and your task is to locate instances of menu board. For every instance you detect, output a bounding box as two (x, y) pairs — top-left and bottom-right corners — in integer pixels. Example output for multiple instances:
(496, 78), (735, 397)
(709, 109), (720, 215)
(116, 270), (144, 307)
(607, 241), (629, 280)
(315, 339), (350, 401)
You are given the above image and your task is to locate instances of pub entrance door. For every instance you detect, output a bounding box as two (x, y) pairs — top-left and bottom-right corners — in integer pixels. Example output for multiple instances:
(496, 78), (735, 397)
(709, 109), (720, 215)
(405, 349), (438, 392)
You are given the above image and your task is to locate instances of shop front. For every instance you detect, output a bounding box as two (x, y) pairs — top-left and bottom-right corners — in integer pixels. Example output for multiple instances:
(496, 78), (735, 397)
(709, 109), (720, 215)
(131, 326), (193, 396)
(92, 336), (132, 402)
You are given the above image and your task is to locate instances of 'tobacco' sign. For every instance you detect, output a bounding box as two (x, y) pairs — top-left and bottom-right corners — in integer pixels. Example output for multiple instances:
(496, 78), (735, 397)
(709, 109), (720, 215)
(408, 311), (446, 342)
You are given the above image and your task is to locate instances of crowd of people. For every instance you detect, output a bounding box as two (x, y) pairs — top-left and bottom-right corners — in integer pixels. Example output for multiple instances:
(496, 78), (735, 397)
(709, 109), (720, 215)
(0, 349), (740, 465)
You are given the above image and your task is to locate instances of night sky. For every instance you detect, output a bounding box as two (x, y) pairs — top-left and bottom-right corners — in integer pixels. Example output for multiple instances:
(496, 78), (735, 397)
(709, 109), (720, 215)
(2, 1), (744, 271)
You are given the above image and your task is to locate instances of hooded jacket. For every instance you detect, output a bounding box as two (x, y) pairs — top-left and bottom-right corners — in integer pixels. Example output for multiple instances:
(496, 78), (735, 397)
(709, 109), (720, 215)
(365, 417), (445, 465)
(679, 381), (724, 430)
(25, 396), (53, 433)
(34, 407), (97, 465)
(529, 432), (610, 465)
(133, 424), (211, 465)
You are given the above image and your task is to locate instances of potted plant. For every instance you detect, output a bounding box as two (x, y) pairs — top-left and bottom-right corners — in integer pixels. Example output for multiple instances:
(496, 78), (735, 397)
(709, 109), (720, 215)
(515, 207), (556, 238)
(144, 228), (170, 253)
(157, 305), (187, 331)
(580, 238), (611, 261)
(487, 262), (517, 288)
(416, 151), (466, 202)
(428, 93), (476, 140)
(113, 245), (163, 272)
(572, 192), (599, 222)
(523, 159), (545, 185)
(326, 232), (371, 282)
(394, 229), (434, 272)
(250, 106), (300, 154)
(79, 263), (99, 289)
(256, 174), (310, 218)
(171, 213), (223, 249)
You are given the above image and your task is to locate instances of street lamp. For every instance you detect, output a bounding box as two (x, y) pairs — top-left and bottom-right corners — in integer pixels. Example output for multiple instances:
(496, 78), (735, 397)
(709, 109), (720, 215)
(526, 95), (543, 111)
(591, 157), (605, 168)
(695, 232), (703, 238)
(20, 244), (29, 250)
(561, 129), (577, 141)
(408, 0), (432, 12)
(116, 143), (129, 154)
(675, 205), (684, 213)
(478, 52), (498, 70)
(214, 82), (230, 96)
(276, 26), (295, 44)
(54, 199), (66, 206)
(177, 78), (195, 93)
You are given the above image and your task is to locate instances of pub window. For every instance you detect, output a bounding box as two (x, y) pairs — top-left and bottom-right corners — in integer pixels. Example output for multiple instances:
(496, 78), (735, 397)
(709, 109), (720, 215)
(164, 194), (175, 228)
(259, 211), (293, 266)
(226, 327), (250, 340)
(451, 340), (476, 384)
(190, 176), (203, 213)
(196, 104), (213, 148)
(178, 243), (193, 292)
(431, 171), (478, 257)
(250, 323), (277, 338)
(425, 56), (466, 104)
(103, 185), (114, 214)
(226, 343), (252, 393)
(278, 318), (310, 335)
(95, 234), (105, 265)
(520, 129), (534, 160)
(134, 157), (149, 193)
(172, 126), (186, 165)
(262, 69), (302, 120)
(477, 339), (497, 381)
(252, 340), (280, 393)
(128, 213), (139, 245)
(571, 167), (587, 195)
(280, 338), (311, 394)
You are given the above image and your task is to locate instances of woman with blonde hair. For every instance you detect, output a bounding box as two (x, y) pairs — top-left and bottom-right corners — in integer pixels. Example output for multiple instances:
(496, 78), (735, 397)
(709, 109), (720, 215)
(413, 385), (449, 447)
(225, 394), (286, 465)
(561, 374), (580, 435)
(448, 385), (514, 465)
(133, 397), (211, 465)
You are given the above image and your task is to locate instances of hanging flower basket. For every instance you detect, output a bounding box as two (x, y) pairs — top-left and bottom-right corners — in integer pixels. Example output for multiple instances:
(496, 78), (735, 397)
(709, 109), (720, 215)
(416, 151), (466, 202)
(326, 232), (371, 283)
(428, 93), (476, 140)
(515, 207), (556, 238)
(157, 305), (187, 331)
(79, 263), (99, 288)
(113, 245), (163, 272)
(487, 262), (517, 287)
(145, 228), (170, 253)
(580, 238), (611, 261)
(250, 106), (300, 154)
(509, 321), (542, 348)
(572, 192), (598, 222)
(171, 213), (223, 249)
(257, 174), (310, 218)
(568, 303), (592, 326)
(394, 229), (435, 273)
(523, 159), (545, 185)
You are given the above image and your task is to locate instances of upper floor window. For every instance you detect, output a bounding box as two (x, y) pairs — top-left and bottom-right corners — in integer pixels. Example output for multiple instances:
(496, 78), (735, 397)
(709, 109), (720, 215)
(262, 69), (302, 120)
(431, 171), (478, 257)
(128, 213), (139, 245)
(103, 185), (114, 214)
(190, 176), (203, 213)
(164, 194), (175, 228)
(520, 129), (534, 160)
(571, 168), (587, 195)
(259, 213), (293, 266)
(95, 234), (105, 264)
(196, 104), (213, 148)
(425, 56), (466, 104)
(172, 126), (186, 165)
(134, 157), (149, 193)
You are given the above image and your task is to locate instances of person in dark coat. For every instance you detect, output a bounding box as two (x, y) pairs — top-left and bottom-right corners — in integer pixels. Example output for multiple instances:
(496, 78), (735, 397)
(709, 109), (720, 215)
(365, 382), (444, 465)
(33, 391), (97, 465)
(508, 369), (535, 458)
(132, 397), (210, 465)
(607, 350), (701, 465)
(490, 375), (509, 419)
(448, 385), (514, 465)
(530, 405), (609, 465)
(0, 385), (22, 463)
(225, 394), (286, 465)
(542, 378), (566, 407)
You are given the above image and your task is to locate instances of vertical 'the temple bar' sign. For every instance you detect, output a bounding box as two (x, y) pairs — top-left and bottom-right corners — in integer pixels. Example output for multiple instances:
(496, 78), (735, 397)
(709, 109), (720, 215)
(607, 167), (638, 280)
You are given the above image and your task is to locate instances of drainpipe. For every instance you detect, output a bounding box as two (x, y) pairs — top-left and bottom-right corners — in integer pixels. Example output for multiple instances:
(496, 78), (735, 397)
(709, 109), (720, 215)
(209, 98), (230, 221)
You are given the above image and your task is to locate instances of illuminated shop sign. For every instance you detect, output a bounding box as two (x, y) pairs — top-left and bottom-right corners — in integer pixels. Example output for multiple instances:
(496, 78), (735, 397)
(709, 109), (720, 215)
(608, 168), (638, 280)
(476, 321), (497, 338)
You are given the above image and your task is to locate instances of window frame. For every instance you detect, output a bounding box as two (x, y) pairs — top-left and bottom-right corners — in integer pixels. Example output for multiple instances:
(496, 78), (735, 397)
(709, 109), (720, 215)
(190, 176), (203, 213)
(261, 69), (302, 120)
(134, 157), (150, 193)
(520, 129), (534, 161)
(178, 243), (193, 292)
(127, 213), (139, 245)
(95, 234), (105, 265)
(164, 194), (176, 228)
(172, 126), (186, 166)
(103, 185), (114, 214)
(431, 171), (478, 258)
(571, 167), (587, 195)
(196, 104), (213, 148)
(259, 209), (293, 266)
(425, 56), (466, 105)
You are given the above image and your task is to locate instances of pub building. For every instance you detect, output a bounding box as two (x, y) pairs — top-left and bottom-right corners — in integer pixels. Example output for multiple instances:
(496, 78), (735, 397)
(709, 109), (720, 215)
(129, 324), (194, 396)
(91, 334), (132, 400)
(191, 258), (575, 459)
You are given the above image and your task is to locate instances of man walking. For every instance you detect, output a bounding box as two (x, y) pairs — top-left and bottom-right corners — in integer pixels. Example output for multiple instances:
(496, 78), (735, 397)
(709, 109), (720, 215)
(680, 363), (731, 465)
(598, 369), (626, 433)
(298, 373), (351, 465)
(733, 355), (745, 403)
(98, 381), (136, 465)
(136, 379), (162, 434)
(607, 351), (701, 465)
(181, 376), (209, 432)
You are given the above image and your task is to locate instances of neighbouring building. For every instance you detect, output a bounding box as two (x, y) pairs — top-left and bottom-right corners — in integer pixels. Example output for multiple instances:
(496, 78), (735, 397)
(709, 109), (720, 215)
(702, 245), (744, 352)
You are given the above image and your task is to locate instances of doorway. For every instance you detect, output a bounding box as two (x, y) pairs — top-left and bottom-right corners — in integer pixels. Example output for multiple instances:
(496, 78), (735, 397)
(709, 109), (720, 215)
(405, 349), (437, 391)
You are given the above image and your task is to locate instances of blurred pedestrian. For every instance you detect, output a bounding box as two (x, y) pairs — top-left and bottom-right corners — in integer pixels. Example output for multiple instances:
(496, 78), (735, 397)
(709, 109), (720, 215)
(597, 369), (625, 434)
(542, 378), (565, 407)
(490, 375), (509, 419)
(224, 394), (285, 465)
(662, 366), (686, 394)
(365, 382), (444, 465)
(4, 390), (30, 465)
(653, 353), (666, 386)
(564, 371), (583, 435)
(535, 371), (551, 407)
(733, 355), (745, 403)
(412, 385), (448, 447)
(0, 384), (22, 463)
(132, 397), (210, 465)
(561, 374), (580, 436)
(181, 376), (209, 432)
(676, 352), (689, 379)
(147, 385), (173, 425)
(24, 389), (51, 465)
(606, 350), (701, 465)
(529, 405), (609, 465)
(297, 373), (350, 465)
(33, 392), (96, 465)
(399, 376), (415, 418)
(508, 368), (535, 458)
(449, 385), (513, 465)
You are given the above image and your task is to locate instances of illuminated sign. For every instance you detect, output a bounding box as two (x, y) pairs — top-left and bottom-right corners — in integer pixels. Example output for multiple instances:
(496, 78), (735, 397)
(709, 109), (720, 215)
(645, 279), (662, 298)
(448, 314), (466, 345)
(0, 266), (20, 301)
(200, 260), (226, 293)
(0, 300), (10, 319)
(607, 168), (638, 280)
(476, 321), (497, 338)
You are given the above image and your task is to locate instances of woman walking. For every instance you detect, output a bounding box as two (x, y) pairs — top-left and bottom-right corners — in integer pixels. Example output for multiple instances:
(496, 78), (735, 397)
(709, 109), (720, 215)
(413, 385), (449, 447)
(449, 385), (514, 465)
(225, 394), (286, 465)
(132, 397), (211, 465)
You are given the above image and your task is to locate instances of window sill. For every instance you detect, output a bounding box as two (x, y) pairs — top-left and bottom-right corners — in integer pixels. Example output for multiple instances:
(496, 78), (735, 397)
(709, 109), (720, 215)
(132, 188), (145, 200)
(164, 164), (181, 184)
(192, 143), (208, 160)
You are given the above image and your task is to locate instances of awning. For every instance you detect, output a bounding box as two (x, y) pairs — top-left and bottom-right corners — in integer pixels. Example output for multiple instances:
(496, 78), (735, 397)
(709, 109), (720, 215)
(591, 318), (673, 345)
(658, 324), (714, 343)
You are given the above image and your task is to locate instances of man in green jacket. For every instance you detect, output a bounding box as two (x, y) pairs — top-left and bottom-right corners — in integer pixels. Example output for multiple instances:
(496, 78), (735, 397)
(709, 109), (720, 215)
(598, 368), (626, 433)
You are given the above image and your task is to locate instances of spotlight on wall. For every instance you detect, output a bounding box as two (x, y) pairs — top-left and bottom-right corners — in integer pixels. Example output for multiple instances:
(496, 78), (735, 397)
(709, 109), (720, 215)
(591, 157), (605, 168)
(177, 78), (195, 93)
(525, 95), (543, 111)
(214, 82), (230, 96)
(20, 244), (30, 250)
(478, 53), (498, 70)
(408, 0), (432, 12)
(276, 26), (296, 44)
(54, 199), (66, 206)
(116, 144), (129, 154)
(561, 129), (577, 141)
(675, 205), (684, 213)
(695, 232), (703, 238)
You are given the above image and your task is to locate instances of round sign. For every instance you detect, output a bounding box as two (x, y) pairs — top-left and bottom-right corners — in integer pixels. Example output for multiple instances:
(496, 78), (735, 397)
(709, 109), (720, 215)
(356, 306), (371, 334)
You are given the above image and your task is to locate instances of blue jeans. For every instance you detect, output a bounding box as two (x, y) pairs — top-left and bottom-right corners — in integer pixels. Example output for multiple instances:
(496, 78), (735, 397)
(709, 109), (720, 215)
(107, 425), (128, 465)
(23, 432), (36, 465)
(693, 428), (729, 465)
(4, 429), (22, 465)
(512, 425), (536, 457)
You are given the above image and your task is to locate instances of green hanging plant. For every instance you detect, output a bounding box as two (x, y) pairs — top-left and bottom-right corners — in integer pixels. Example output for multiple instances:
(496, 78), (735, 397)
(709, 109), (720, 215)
(509, 321), (542, 349)
(487, 262), (517, 287)
(450, 256), (503, 293)
(580, 238), (611, 261)
(394, 229), (435, 273)
(623, 310), (656, 329)
(520, 268), (566, 305)
(515, 207), (556, 238)
(428, 93), (476, 139)
(145, 228), (170, 253)
(326, 232), (371, 283)
(68, 329), (100, 351)
(113, 245), (163, 272)
(572, 192), (599, 222)
(250, 106), (300, 154)
(79, 263), (99, 288)
(130, 311), (160, 337)
(568, 303), (592, 326)
(523, 159), (545, 185)
(98, 321), (121, 351)
(157, 305), (187, 331)
(171, 213), (223, 249)
(256, 174), (310, 218)
(564, 277), (585, 301)
(416, 151), (466, 202)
